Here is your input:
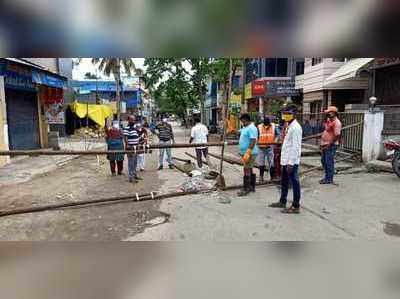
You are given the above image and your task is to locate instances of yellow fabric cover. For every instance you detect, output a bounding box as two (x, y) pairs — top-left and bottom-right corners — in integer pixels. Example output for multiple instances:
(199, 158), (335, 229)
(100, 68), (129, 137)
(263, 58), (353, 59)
(70, 101), (113, 127)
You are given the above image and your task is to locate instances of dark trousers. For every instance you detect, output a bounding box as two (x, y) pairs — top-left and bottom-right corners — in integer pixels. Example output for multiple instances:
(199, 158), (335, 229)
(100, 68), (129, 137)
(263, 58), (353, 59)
(110, 161), (123, 174)
(280, 165), (301, 208)
(321, 144), (337, 183)
(195, 148), (208, 168)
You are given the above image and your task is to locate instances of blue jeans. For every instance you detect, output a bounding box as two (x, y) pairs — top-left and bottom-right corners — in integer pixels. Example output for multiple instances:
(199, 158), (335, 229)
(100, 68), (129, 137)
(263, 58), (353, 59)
(321, 144), (337, 183)
(127, 154), (138, 179)
(159, 140), (173, 167)
(280, 165), (301, 208)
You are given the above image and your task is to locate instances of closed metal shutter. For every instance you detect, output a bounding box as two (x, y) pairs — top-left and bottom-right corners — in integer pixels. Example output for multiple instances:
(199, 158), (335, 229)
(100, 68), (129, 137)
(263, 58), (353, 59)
(6, 89), (40, 150)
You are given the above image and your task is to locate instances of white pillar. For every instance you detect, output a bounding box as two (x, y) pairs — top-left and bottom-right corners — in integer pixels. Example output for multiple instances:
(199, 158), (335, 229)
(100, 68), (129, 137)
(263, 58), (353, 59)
(362, 110), (384, 162)
(0, 76), (10, 166)
(258, 96), (264, 118)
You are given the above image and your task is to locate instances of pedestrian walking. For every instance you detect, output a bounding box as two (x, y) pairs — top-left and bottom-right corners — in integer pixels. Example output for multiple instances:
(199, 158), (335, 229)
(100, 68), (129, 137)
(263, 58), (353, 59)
(237, 114), (259, 197)
(189, 116), (209, 169)
(154, 117), (175, 170)
(257, 116), (280, 182)
(123, 115), (143, 183)
(320, 106), (342, 184)
(136, 121), (148, 172)
(269, 106), (303, 214)
(105, 120), (124, 176)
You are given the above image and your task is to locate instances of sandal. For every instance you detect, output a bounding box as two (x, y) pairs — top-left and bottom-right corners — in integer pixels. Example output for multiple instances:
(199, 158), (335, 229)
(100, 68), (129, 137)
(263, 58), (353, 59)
(281, 206), (300, 214)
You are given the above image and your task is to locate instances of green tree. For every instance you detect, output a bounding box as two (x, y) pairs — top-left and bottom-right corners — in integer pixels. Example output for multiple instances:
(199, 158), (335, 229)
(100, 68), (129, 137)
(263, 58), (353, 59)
(91, 58), (137, 121)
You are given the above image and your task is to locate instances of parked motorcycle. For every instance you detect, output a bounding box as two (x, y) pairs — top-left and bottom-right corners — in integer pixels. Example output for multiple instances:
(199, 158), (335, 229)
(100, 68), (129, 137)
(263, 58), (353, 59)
(383, 140), (400, 178)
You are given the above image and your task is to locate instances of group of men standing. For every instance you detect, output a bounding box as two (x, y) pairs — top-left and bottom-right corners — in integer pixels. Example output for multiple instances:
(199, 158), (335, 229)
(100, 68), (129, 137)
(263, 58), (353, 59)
(105, 115), (176, 183)
(238, 105), (342, 215)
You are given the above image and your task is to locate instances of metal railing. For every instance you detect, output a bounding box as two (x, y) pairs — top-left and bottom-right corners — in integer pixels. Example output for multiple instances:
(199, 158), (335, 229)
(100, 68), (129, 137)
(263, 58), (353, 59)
(300, 112), (364, 153)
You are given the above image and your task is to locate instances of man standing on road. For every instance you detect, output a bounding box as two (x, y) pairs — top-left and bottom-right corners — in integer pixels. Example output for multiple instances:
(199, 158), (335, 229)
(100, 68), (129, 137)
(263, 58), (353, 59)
(269, 106), (302, 214)
(123, 115), (143, 183)
(237, 114), (259, 197)
(320, 106), (342, 184)
(154, 116), (175, 170)
(257, 116), (280, 182)
(189, 116), (209, 169)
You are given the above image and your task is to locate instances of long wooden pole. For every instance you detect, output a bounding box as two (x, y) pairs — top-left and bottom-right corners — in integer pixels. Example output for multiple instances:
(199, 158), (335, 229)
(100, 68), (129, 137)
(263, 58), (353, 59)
(217, 58), (233, 189)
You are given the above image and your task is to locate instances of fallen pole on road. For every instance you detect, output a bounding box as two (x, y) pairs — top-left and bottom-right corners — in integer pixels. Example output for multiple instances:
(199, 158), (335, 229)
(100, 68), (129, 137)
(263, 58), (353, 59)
(172, 156), (192, 164)
(300, 154), (360, 176)
(0, 180), (280, 218)
(208, 152), (260, 170)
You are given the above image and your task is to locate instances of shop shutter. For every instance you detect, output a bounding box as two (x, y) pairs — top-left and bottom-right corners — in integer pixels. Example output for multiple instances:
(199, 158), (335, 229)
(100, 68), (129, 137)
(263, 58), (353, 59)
(6, 89), (40, 150)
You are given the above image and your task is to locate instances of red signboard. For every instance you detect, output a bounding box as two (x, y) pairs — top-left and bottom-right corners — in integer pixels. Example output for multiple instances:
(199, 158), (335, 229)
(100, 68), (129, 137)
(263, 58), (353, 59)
(374, 58), (400, 68)
(252, 80), (266, 97)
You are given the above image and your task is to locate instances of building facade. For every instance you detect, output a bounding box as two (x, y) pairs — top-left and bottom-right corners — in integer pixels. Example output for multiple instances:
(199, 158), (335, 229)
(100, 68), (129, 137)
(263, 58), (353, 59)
(0, 58), (68, 166)
(296, 58), (373, 115)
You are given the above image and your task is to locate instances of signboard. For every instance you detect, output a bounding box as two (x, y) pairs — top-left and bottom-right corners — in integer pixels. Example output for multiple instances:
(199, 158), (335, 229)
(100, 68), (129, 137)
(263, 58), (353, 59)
(45, 103), (65, 124)
(229, 93), (242, 108)
(252, 80), (266, 97)
(32, 70), (67, 89)
(0, 61), (36, 91)
(265, 80), (299, 97)
(374, 58), (400, 69)
(245, 83), (252, 99)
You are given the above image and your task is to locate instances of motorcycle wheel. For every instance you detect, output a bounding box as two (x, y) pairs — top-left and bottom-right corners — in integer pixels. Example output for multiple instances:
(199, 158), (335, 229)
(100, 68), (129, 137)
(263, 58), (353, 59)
(393, 155), (400, 178)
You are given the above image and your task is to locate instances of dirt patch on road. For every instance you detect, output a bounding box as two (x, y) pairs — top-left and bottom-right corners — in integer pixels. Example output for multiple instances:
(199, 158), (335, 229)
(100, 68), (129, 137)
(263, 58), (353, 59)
(0, 153), (165, 240)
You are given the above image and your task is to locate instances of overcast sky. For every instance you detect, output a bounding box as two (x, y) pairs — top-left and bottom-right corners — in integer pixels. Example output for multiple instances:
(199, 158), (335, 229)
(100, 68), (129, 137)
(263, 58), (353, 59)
(72, 58), (145, 80)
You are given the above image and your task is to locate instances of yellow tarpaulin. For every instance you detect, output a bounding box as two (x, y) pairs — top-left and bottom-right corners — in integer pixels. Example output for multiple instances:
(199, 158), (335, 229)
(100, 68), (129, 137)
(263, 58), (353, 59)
(70, 101), (113, 128)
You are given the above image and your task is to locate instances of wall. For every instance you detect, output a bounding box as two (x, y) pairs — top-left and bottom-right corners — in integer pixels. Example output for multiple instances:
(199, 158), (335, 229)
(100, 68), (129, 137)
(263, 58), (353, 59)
(57, 58), (73, 80)
(303, 58), (345, 93)
(22, 58), (59, 73)
(0, 76), (10, 167)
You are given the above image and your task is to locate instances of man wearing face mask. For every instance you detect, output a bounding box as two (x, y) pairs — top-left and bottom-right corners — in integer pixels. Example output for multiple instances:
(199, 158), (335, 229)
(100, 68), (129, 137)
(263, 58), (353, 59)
(269, 106), (302, 214)
(257, 116), (280, 182)
(320, 106), (342, 184)
(237, 114), (259, 197)
(154, 116), (175, 170)
(123, 115), (143, 183)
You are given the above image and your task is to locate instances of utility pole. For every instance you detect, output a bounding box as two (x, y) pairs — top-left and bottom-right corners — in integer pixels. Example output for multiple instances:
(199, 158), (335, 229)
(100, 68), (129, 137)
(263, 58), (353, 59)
(115, 58), (121, 123)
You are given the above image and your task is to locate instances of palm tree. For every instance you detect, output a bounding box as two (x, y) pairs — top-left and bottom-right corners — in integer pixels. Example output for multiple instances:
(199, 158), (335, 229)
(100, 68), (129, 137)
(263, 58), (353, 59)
(91, 58), (137, 121)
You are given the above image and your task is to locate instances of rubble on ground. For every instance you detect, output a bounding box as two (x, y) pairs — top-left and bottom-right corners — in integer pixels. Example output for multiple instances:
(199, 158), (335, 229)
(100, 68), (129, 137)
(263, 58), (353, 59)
(73, 127), (105, 139)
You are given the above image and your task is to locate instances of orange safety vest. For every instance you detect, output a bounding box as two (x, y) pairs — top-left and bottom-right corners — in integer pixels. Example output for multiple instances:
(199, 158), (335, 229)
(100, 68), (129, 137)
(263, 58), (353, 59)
(258, 123), (275, 147)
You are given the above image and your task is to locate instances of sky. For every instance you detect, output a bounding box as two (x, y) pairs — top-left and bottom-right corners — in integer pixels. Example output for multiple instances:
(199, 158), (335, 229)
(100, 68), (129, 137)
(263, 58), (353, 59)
(72, 58), (145, 80)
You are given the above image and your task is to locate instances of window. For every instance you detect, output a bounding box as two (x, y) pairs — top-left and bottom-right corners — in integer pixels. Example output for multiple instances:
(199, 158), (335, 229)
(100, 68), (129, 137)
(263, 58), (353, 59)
(265, 58), (277, 77)
(264, 58), (288, 77)
(277, 58), (288, 77)
(332, 58), (346, 62)
(312, 57), (323, 66)
(296, 61), (305, 75)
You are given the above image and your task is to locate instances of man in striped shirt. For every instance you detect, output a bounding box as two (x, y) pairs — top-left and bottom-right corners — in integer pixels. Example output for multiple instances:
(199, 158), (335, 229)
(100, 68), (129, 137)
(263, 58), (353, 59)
(154, 117), (175, 170)
(123, 115), (143, 183)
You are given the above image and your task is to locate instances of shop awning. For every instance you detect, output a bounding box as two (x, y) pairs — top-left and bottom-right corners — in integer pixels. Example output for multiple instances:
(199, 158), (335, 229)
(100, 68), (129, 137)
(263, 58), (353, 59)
(69, 101), (113, 128)
(32, 70), (67, 89)
(325, 58), (374, 87)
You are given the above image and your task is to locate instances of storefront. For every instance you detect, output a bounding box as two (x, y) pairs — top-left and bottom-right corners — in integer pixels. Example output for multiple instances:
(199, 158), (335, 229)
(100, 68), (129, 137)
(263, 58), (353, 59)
(0, 59), (41, 150)
(0, 59), (67, 150)
(373, 58), (400, 106)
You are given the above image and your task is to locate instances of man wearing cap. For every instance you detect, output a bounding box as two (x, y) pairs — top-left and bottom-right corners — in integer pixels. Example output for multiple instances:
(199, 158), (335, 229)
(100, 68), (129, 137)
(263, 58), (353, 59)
(269, 105), (303, 214)
(320, 106), (342, 184)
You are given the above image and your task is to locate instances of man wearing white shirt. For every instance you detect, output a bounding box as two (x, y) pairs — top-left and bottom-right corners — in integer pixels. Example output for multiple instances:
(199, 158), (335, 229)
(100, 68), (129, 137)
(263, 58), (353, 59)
(269, 106), (303, 214)
(189, 116), (209, 169)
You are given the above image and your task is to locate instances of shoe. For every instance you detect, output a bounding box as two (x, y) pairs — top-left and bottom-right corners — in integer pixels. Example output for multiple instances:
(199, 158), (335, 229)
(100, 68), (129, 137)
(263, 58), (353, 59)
(237, 176), (251, 197)
(118, 172), (123, 175)
(158, 166), (163, 170)
(269, 202), (286, 208)
(128, 178), (135, 183)
(111, 173), (116, 177)
(259, 177), (264, 183)
(281, 206), (300, 214)
(135, 176), (143, 181)
(169, 164), (174, 169)
(319, 179), (333, 185)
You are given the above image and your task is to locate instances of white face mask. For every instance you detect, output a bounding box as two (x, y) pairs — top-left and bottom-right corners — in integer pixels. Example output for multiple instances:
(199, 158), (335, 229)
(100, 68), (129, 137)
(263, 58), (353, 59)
(112, 122), (119, 129)
(162, 118), (168, 123)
